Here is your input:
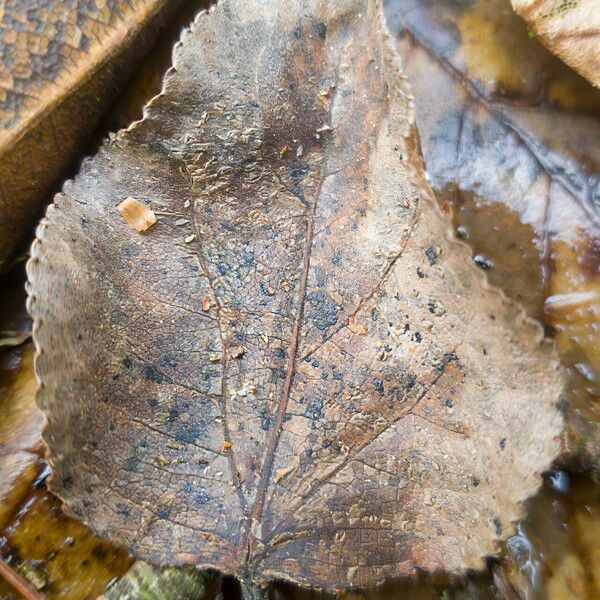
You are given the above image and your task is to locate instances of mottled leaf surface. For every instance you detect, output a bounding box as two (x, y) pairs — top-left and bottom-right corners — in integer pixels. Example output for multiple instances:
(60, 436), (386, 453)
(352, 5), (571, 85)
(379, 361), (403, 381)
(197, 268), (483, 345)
(385, 0), (600, 476)
(28, 0), (563, 591)
(511, 0), (600, 88)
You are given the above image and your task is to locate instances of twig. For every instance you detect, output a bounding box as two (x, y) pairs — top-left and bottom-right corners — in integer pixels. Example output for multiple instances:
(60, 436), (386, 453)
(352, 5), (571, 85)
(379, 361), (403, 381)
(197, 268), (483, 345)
(0, 557), (47, 600)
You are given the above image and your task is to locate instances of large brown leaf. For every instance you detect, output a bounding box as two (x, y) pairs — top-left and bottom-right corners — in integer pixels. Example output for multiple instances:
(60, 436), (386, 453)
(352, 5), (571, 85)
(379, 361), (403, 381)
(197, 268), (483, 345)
(0, 0), (190, 270)
(27, 0), (563, 592)
(385, 0), (600, 476)
(511, 0), (600, 88)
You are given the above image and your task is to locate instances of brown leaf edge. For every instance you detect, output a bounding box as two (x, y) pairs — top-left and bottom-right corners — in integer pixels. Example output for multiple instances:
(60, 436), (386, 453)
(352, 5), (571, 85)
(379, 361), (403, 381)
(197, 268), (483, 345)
(25, 0), (564, 590)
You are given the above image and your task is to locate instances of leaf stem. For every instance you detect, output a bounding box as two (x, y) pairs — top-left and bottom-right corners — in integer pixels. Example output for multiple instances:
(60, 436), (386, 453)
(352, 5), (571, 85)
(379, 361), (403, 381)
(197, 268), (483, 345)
(0, 557), (47, 600)
(240, 578), (270, 600)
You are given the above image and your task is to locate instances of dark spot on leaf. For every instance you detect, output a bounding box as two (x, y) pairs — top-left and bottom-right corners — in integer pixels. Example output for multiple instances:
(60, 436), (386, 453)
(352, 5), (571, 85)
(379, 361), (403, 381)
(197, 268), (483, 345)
(425, 246), (439, 265)
(314, 21), (327, 39)
(196, 491), (210, 506)
(92, 545), (108, 560)
(306, 290), (339, 331)
(122, 457), (140, 472)
(493, 517), (502, 536)
(143, 365), (164, 383)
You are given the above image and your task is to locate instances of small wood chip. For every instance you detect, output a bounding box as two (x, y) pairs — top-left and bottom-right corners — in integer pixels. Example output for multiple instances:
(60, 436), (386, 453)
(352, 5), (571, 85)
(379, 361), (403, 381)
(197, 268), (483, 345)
(117, 197), (156, 232)
(231, 346), (245, 359)
(185, 234), (196, 243)
(156, 455), (170, 467)
(202, 296), (212, 311)
(209, 353), (221, 363)
(175, 218), (189, 226)
(223, 441), (232, 450)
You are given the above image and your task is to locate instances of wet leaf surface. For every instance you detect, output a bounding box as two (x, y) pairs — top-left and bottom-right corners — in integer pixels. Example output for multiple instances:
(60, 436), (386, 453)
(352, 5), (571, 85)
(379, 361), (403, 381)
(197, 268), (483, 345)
(0, 0), (191, 270)
(385, 0), (600, 477)
(0, 343), (44, 530)
(272, 472), (600, 600)
(1, 487), (132, 600)
(511, 0), (600, 88)
(0, 342), (132, 600)
(27, 0), (563, 592)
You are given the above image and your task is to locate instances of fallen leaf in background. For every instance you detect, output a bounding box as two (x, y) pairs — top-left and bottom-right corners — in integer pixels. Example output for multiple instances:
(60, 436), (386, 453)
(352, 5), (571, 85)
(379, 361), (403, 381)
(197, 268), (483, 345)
(0, 344), (44, 530)
(0, 0), (191, 270)
(0, 263), (31, 347)
(511, 0), (600, 88)
(27, 0), (563, 593)
(1, 487), (132, 600)
(502, 472), (600, 600)
(0, 328), (131, 599)
(385, 0), (600, 477)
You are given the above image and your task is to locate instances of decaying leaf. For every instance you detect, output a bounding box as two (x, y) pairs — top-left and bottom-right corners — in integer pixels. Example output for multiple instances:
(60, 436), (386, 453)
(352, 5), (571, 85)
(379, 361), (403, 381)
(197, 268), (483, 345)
(0, 263), (32, 347)
(0, 344), (44, 529)
(0, 344), (132, 599)
(27, 0), (563, 593)
(2, 485), (132, 600)
(385, 0), (600, 475)
(511, 0), (600, 88)
(0, 0), (189, 270)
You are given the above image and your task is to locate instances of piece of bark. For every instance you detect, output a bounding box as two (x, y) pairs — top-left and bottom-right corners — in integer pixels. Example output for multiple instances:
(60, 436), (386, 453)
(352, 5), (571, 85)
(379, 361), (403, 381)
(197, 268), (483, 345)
(27, 0), (564, 593)
(0, 0), (190, 270)
(511, 0), (600, 88)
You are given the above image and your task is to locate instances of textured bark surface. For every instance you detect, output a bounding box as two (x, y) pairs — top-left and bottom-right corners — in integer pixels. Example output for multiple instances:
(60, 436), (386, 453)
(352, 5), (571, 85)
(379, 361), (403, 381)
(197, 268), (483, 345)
(0, 0), (187, 270)
(27, 0), (564, 592)
(511, 0), (600, 88)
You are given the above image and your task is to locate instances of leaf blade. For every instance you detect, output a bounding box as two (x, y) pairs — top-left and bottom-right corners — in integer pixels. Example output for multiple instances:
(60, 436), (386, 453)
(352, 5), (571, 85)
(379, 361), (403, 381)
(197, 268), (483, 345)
(27, 0), (564, 591)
